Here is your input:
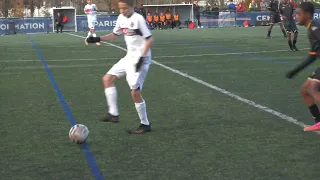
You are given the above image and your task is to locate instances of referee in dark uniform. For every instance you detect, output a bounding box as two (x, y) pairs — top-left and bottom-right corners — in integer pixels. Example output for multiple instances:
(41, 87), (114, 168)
(267, 0), (287, 38)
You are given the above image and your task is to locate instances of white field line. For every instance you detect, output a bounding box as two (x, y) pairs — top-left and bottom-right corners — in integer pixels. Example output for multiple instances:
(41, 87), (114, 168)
(4, 63), (113, 70)
(0, 52), (305, 63)
(66, 32), (317, 133)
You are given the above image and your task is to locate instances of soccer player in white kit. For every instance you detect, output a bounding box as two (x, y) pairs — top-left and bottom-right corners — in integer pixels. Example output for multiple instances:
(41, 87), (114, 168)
(85, 0), (153, 134)
(84, 0), (100, 46)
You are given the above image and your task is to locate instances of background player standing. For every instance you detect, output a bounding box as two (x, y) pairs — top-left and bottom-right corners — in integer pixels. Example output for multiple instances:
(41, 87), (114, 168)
(280, 0), (298, 51)
(85, 0), (153, 134)
(267, 0), (287, 38)
(84, 0), (100, 46)
(285, 2), (320, 131)
(55, 12), (64, 33)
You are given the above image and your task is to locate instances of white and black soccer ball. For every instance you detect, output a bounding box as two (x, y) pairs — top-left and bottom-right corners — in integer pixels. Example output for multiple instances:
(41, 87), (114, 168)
(69, 124), (89, 144)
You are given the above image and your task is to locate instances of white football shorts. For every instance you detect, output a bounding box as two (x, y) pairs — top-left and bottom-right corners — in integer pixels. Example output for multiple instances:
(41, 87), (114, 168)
(88, 21), (96, 29)
(107, 54), (151, 90)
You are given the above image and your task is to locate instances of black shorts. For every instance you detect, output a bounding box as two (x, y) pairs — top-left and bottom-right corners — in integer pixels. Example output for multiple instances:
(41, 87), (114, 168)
(270, 12), (281, 24)
(309, 68), (320, 80)
(283, 20), (298, 33)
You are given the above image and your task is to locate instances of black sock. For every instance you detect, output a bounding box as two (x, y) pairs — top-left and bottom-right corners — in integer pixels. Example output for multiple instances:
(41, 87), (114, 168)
(282, 29), (286, 35)
(267, 30), (271, 36)
(293, 40), (297, 45)
(288, 41), (293, 48)
(309, 104), (320, 122)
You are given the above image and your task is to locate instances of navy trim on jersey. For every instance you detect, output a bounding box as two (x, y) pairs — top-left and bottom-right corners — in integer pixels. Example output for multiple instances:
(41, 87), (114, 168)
(134, 29), (143, 36)
(145, 35), (152, 39)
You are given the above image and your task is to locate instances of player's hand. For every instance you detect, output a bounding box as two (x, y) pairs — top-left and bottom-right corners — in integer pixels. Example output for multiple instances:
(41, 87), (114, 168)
(135, 57), (144, 72)
(86, 36), (101, 43)
(286, 70), (295, 79)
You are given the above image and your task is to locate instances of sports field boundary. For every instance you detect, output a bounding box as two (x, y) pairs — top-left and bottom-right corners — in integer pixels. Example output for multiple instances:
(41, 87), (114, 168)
(0, 54), (305, 63)
(66, 32), (319, 135)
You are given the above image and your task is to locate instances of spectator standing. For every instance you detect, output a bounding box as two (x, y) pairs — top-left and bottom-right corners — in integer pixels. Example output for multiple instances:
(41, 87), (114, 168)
(249, 0), (259, 11)
(211, 3), (219, 17)
(260, 0), (269, 11)
(228, 0), (236, 11)
(290, 0), (296, 9)
(237, 0), (247, 12)
(193, 1), (201, 28)
(134, 3), (146, 19)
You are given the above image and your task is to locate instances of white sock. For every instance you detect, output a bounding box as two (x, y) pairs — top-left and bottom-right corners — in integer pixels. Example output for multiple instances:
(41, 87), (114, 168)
(135, 101), (149, 125)
(86, 31), (92, 38)
(104, 87), (119, 116)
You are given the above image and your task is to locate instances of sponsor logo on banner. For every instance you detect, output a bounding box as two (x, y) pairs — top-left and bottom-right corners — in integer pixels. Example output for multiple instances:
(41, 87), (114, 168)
(0, 23), (45, 31)
(256, 15), (270, 21)
(94, 20), (117, 27)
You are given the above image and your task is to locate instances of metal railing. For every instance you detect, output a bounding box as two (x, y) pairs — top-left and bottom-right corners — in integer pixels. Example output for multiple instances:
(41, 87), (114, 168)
(197, 10), (284, 28)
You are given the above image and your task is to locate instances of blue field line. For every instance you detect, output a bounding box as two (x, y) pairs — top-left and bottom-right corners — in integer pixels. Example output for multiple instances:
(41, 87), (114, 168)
(183, 40), (316, 72)
(26, 34), (104, 180)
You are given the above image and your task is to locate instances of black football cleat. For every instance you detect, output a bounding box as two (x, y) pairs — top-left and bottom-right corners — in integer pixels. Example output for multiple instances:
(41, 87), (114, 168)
(289, 46), (294, 51)
(292, 45), (299, 51)
(127, 124), (151, 134)
(100, 113), (119, 123)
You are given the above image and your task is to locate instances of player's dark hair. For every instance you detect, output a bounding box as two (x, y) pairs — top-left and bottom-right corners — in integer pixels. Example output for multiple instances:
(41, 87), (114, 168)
(300, 2), (315, 17)
(118, 0), (134, 6)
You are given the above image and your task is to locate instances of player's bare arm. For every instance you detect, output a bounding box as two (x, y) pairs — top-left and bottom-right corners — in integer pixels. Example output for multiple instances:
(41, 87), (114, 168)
(286, 3), (320, 79)
(141, 37), (153, 57)
(100, 33), (118, 41)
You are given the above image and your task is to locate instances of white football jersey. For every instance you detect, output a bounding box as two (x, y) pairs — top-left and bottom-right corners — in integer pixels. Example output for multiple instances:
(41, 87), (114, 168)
(113, 13), (152, 58)
(84, 4), (97, 22)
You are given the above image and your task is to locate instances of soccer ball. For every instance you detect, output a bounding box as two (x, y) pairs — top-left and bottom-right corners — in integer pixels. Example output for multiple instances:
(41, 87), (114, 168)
(69, 124), (89, 144)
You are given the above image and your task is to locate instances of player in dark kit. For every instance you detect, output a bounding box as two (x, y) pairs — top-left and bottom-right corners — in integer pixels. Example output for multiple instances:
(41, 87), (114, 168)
(280, 0), (298, 51)
(285, 2), (320, 131)
(267, 0), (287, 38)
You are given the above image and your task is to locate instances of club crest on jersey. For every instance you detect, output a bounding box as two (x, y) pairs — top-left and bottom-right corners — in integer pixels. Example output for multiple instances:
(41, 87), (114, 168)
(130, 22), (134, 27)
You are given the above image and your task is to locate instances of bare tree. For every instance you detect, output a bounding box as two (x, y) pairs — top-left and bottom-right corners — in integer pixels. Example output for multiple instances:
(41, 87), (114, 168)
(35, 0), (43, 15)
(99, 0), (113, 11)
(0, 0), (12, 17)
(28, 0), (35, 17)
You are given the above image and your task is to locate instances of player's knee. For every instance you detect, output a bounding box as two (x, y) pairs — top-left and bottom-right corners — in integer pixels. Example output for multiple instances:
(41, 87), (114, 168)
(307, 82), (320, 96)
(131, 89), (142, 102)
(300, 83), (310, 95)
(307, 87), (316, 97)
(102, 74), (116, 87)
